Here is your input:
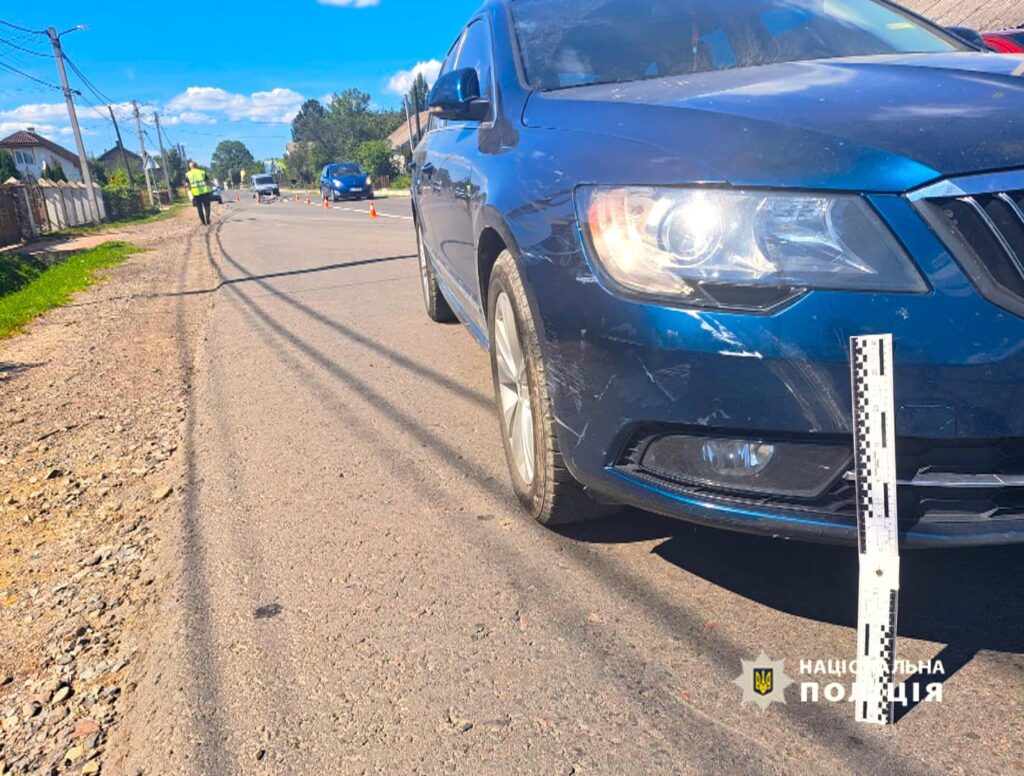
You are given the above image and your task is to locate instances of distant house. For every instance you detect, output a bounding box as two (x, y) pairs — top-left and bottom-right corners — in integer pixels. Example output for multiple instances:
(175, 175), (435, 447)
(900, 0), (1021, 30)
(0, 128), (83, 182)
(387, 111), (431, 153)
(96, 144), (142, 175)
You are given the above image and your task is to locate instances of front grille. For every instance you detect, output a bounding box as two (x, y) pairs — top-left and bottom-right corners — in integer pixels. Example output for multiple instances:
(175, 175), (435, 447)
(616, 429), (1024, 527)
(914, 177), (1024, 318)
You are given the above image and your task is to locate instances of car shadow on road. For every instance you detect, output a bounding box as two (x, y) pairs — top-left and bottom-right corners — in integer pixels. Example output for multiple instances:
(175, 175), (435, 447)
(0, 360), (45, 376)
(560, 510), (1024, 721)
(66, 254), (417, 309)
(170, 253), (418, 297)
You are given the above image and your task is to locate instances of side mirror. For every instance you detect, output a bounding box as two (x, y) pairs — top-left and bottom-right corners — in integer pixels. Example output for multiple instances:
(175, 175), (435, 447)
(427, 68), (490, 122)
(947, 26), (986, 49)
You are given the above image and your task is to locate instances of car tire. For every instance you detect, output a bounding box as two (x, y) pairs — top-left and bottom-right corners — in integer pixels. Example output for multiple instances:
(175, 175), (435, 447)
(487, 251), (608, 525)
(415, 220), (455, 323)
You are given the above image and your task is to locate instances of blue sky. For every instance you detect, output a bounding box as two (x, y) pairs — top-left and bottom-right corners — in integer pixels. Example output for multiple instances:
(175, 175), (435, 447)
(0, 0), (480, 162)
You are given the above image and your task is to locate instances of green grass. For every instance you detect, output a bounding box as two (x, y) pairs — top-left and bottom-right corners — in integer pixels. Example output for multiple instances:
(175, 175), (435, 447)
(0, 241), (142, 338)
(51, 202), (186, 237)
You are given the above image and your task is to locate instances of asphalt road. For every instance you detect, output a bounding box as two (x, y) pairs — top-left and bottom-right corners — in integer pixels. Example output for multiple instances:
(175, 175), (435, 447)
(143, 194), (1023, 773)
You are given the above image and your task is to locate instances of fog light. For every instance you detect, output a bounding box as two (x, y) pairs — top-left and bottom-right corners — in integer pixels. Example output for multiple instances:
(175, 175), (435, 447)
(640, 434), (850, 498)
(701, 439), (774, 476)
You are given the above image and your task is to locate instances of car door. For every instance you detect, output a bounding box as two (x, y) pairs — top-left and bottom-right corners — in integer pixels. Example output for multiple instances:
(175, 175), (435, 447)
(430, 18), (496, 318)
(414, 32), (464, 283)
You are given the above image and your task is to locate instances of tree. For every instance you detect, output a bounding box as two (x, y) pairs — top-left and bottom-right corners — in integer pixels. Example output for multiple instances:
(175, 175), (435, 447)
(291, 99), (328, 144)
(281, 88), (404, 180)
(0, 149), (20, 181)
(284, 141), (329, 187)
(210, 140), (258, 187)
(322, 89), (402, 161)
(88, 158), (107, 186)
(408, 72), (431, 113)
(41, 160), (68, 182)
(162, 147), (187, 188)
(356, 140), (396, 179)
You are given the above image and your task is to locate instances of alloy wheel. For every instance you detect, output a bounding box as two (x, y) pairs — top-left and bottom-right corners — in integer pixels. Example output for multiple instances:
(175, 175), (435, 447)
(493, 291), (535, 485)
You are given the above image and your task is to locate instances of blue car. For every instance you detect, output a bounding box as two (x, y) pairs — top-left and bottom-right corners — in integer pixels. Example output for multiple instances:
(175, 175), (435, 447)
(411, 0), (1024, 548)
(320, 163), (374, 201)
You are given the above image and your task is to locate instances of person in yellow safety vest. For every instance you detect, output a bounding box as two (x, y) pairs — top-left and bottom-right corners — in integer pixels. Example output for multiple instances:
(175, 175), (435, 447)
(186, 161), (214, 226)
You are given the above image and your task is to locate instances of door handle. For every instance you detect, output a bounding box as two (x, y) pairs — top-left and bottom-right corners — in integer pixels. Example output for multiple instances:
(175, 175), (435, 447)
(421, 162), (435, 176)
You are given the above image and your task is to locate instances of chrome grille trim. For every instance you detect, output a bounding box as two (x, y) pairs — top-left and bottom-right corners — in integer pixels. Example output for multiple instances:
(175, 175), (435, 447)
(910, 169), (1024, 319)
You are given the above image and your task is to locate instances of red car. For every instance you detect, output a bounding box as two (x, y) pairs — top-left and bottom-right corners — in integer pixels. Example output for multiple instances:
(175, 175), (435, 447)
(983, 29), (1024, 53)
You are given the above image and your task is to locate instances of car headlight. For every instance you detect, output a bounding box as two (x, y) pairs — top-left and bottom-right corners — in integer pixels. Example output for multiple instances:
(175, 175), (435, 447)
(333, 179), (343, 188)
(366, 176), (372, 186)
(576, 186), (926, 310)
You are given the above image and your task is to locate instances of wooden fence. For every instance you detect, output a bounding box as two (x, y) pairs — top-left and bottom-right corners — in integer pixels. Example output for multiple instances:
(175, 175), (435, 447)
(0, 179), (107, 242)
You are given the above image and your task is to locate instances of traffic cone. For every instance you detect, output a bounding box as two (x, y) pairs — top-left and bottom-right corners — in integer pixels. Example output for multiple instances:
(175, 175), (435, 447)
(235, 192), (240, 203)
(323, 197), (330, 209)
(369, 201), (378, 219)
(307, 193), (311, 206)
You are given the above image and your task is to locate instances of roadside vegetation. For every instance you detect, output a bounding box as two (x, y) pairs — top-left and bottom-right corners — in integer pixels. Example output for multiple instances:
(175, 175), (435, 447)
(0, 241), (141, 337)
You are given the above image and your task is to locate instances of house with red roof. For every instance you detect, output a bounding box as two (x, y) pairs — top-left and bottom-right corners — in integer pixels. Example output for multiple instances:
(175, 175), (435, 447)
(0, 128), (83, 183)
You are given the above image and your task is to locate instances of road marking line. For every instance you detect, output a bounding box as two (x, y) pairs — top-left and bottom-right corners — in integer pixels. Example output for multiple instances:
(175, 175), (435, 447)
(336, 206), (413, 221)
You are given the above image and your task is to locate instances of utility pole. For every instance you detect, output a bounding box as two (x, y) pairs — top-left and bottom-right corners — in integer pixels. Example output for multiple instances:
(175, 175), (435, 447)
(403, 97), (415, 154)
(131, 100), (155, 208)
(413, 91), (423, 145)
(108, 105), (135, 187)
(47, 27), (101, 222)
(153, 113), (174, 200)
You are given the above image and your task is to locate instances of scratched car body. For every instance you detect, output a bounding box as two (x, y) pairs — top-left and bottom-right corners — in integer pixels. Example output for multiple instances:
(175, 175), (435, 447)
(411, 0), (1024, 547)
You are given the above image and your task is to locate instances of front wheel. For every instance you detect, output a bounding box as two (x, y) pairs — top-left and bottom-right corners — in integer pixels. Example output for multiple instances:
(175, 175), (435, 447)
(487, 251), (607, 525)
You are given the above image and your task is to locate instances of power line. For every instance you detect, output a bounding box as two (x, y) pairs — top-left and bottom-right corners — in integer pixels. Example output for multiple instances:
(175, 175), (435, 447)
(0, 60), (67, 92)
(0, 34), (51, 57)
(0, 18), (47, 36)
(61, 51), (113, 105)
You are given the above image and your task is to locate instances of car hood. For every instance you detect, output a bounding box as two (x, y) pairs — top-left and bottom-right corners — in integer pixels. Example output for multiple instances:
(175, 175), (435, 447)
(522, 53), (1024, 192)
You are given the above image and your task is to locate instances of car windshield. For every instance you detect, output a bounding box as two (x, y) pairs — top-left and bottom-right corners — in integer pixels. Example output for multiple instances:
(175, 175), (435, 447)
(510, 0), (963, 90)
(330, 165), (361, 176)
(253, 175), (274, 185)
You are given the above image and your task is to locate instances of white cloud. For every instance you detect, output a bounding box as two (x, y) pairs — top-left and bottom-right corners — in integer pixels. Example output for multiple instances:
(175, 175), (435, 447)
(0, 102), (70, 125)
(386, 59), (442, 96)
(0, 121), (80, 139)
(165, 86), (304, 123)
(318, 0), (381, 7)
(163, 111), (217, 125)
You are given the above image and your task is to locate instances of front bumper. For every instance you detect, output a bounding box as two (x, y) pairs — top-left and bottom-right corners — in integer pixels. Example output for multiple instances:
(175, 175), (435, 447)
(332, 186), (371, 198)
(524, 192), (1024, 547)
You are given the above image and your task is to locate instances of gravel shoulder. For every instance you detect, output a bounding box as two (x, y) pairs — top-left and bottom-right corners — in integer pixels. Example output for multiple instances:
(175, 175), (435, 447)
(0, 208), (216, 775)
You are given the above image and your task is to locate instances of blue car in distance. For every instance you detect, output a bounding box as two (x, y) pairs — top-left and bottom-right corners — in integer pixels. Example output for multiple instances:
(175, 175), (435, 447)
(320, 163), (374, 201)
(411, 0), (1024, 548)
